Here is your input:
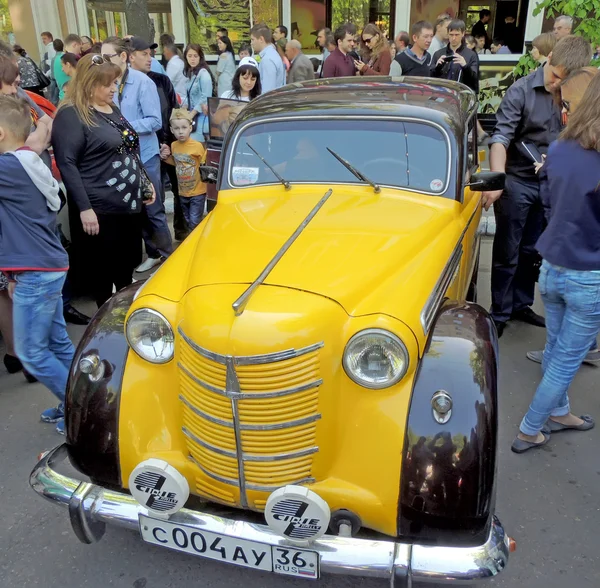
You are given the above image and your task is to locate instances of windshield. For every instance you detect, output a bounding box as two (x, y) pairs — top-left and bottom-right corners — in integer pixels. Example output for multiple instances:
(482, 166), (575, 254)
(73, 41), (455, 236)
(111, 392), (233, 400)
(229, 119), (450, 194)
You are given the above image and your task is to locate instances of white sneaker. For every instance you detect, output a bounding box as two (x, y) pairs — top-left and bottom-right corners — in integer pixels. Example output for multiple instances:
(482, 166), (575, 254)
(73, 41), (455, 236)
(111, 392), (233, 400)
(135, 257), (163, 273)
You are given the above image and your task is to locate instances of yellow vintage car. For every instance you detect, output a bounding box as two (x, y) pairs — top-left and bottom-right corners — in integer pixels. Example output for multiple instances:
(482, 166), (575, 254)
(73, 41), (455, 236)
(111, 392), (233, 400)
(31, 78), (512, 585)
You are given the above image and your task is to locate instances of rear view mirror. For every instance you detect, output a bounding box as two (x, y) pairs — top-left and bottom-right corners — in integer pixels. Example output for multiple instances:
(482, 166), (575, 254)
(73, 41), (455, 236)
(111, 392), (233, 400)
(200, 165), (218, 184)
(466, 171), (505, 192)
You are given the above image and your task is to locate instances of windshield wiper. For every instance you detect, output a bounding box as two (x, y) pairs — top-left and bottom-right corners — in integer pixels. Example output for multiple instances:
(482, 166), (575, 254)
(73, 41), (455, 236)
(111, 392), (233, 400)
(246, 142), (291, 190)
(326, 147), (381, 193)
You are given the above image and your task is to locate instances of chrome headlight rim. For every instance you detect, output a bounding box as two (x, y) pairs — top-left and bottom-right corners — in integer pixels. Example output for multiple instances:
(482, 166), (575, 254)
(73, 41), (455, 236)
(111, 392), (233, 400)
(125, 308), (174, 364)
(342, 328), (410, 390)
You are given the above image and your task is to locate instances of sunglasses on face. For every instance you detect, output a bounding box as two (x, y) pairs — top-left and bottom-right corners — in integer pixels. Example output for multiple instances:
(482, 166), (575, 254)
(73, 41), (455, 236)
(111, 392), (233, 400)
(561, 99), (570, 113)
(363, 37), (374, 44)
(99, 53), (118, 62)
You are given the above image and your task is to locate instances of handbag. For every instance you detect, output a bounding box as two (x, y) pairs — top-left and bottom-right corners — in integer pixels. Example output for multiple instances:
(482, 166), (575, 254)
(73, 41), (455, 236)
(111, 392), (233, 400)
(31, 59), (51, 89)
(137, 156), (155, 202)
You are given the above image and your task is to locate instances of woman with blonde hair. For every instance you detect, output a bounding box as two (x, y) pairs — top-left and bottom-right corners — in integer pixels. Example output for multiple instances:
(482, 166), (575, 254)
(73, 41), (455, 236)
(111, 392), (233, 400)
(513, 72), (600, 453)
(51, 54), (155, 308)
(355, 23), (391, 76)
(531, 32), (556, 66)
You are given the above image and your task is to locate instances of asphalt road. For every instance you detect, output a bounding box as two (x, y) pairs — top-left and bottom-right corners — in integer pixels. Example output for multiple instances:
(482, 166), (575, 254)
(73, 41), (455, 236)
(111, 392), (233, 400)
(1, 238), (599, 588)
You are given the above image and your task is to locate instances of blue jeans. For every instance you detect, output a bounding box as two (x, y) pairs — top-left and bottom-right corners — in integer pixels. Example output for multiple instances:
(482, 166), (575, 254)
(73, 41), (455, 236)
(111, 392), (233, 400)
(142, 154), (173, 259)
(520, 261), (600, 435)
(180, 194), (206, 230)
(12, 271), (75, 403)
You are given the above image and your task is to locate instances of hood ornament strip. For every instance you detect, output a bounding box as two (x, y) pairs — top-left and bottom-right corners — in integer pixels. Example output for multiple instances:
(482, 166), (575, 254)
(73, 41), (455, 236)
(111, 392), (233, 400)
(232, 189), (333, 316)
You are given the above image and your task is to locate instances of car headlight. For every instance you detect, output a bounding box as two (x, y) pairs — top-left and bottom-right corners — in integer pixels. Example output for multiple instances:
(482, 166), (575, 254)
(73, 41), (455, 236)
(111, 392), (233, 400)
(126, 308), (174, 364)
(343, 329), (409, 389)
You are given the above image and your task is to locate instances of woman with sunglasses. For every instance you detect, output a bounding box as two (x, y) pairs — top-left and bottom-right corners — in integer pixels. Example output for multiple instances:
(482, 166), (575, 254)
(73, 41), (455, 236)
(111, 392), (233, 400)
(354, 24), (391, 76)
(512, 71), (600, 453)
(51, 54), (155, 308)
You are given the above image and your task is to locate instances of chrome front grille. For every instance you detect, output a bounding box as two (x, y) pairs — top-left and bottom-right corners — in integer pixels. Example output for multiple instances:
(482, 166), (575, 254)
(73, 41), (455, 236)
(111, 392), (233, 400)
(178, 327), (322, 508)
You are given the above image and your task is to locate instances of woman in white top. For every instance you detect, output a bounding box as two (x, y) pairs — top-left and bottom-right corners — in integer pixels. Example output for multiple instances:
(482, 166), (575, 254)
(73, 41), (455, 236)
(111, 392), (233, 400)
(216, 36), (236, 96)
(220, 57), (262, 102)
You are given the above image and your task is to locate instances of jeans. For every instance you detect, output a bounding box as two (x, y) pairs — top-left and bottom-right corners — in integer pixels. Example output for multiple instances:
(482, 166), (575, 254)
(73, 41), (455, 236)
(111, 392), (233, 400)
(491, 175), (545, 323)
(12, 271), (75, 403)
(142, 154), (173, 259)
(180, 194), (206, 230)
(520, 261), (600, 435)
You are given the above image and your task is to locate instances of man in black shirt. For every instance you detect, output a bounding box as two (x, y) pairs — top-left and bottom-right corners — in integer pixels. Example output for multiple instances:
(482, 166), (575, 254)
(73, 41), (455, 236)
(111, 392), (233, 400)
(431, 20), (479, 94)
(471, 9), (491, 50)
(483, 36), (592, 336)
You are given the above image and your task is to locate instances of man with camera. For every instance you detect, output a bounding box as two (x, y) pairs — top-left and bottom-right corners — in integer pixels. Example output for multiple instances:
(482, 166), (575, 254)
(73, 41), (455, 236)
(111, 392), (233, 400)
(431, 19), (479, 94)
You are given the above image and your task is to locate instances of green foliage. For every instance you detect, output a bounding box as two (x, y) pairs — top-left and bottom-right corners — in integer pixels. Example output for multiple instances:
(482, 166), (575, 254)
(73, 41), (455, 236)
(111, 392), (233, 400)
(513, 53), (538, 79)
(533, 0), (600, 44)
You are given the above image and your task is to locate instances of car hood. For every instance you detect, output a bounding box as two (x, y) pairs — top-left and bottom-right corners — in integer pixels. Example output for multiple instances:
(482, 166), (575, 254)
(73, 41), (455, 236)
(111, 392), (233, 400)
(144, 185), (461, 323)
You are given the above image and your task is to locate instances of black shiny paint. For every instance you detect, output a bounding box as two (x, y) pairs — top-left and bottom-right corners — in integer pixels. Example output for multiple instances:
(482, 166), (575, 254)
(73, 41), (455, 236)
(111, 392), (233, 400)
(398, 301), (499, 546)
(66, 283), (141, 489)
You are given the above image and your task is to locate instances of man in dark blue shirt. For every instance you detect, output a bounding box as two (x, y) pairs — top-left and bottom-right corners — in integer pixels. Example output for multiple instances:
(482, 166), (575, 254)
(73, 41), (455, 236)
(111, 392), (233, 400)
(483, 35), (592, 336)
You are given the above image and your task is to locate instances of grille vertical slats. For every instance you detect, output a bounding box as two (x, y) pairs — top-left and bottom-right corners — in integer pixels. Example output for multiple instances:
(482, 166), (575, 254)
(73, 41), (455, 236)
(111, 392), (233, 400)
(177, 328), (322, 509)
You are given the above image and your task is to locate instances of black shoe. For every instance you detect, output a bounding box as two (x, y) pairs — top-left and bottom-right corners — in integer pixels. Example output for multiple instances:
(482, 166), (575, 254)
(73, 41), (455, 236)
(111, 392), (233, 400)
(3, 354), (23, 374)
(493, 320), (506, 338)
(512, 307), (546, 328)
(23, 370), (38, 383)
(64, 304), (91, 325)
(174, 231), (190, 242)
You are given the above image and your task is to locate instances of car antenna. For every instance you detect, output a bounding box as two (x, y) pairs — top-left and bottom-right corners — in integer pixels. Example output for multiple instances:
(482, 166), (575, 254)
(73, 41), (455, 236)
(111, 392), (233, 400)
(232, 188), (334, 316)
(246, 142), (291, 190)
(326, 147), (381, 193)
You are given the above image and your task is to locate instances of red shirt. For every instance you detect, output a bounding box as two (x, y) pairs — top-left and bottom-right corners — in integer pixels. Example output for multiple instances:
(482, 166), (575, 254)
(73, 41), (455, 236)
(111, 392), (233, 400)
(322, 48), (356, 78)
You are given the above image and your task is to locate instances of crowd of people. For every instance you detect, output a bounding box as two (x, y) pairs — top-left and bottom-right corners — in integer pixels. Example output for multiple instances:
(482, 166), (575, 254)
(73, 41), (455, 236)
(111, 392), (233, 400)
(0, 12), (599, 452)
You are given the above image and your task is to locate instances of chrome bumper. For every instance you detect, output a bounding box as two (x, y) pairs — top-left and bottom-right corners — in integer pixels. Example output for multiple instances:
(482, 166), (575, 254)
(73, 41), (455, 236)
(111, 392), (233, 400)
(31, 445), (510, 586)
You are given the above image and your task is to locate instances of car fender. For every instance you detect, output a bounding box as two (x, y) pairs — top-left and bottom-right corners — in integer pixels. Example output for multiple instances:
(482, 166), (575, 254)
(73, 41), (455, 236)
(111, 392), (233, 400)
(65, 283), (141, 488)
(398, 300), (499, 546)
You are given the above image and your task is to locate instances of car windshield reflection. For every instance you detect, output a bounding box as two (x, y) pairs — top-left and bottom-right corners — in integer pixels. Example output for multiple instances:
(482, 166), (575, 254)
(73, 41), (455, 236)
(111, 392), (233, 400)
(229, 119), (450, 195)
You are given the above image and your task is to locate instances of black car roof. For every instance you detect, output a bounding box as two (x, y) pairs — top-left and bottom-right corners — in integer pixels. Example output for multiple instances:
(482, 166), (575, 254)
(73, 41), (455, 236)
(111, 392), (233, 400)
(230, 77), (478, 136)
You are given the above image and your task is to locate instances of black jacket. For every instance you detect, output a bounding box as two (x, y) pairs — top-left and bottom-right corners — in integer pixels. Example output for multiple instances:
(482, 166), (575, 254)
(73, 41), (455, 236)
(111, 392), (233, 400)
(431, 42), (479, 93)
(148, 71), (178, 145)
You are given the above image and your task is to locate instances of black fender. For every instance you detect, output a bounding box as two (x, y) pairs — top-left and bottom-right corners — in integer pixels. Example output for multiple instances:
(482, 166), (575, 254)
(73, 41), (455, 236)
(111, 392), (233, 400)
(398, 300), (498, 546)
(65, 283), (141, 489)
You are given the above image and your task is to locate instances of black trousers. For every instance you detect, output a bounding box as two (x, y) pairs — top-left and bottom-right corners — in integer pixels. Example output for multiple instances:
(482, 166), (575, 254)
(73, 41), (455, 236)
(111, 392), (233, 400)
(491, 175), (545, 323)
(162, 161), (188, 238)
(80, 213), (143, 308)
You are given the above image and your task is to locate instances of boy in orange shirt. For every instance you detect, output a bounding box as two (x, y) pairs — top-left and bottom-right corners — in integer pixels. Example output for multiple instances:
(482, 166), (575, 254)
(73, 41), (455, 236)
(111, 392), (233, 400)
(163, 109), (207, 230)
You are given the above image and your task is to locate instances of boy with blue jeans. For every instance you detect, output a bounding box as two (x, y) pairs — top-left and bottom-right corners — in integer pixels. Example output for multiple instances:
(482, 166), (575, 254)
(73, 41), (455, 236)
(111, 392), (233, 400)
(0, 95), (74, 435)
(162, 109), (207, 230)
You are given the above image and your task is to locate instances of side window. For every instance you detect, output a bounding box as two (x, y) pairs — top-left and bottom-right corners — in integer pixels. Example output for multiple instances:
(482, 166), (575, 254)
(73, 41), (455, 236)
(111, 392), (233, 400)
(466, 117), (479, 174)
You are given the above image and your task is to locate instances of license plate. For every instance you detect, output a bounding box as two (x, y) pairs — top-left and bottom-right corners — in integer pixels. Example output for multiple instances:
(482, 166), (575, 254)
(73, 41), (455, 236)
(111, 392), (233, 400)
(139, 515), (320, 579)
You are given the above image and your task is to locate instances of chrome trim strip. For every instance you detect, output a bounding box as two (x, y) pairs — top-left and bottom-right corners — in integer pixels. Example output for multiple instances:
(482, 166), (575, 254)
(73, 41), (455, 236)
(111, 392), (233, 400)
(227, 356), (248, 508)
(31, 445), (511, 585)
(242, 446), (318, 462)
(179, 326), (323, 365)
(191, 457), (239, 487)
(420, 203), (481, 334)
(234, 342), (324, 365)
(420, 243), (463, 335)
(227, 115), (453, 198)
(180, 395), (234, 428)
(240, 414), (321, 431)
(190, 455), (316, 491)
(179, 364), (323, 399)
(178, 363), (226, 395)
(232, 189), (333, 316)
(178, 328), (226, 365)
(182, 427), (237, 459)
(180, 396), (322, 431)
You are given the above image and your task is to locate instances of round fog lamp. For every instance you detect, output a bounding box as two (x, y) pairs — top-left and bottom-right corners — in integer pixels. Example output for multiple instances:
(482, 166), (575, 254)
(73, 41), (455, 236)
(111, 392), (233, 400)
(126, 308), (174, 364)
(431, 390), (453, 423)
(343, 329), (409, 389)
